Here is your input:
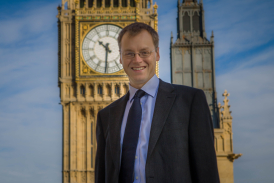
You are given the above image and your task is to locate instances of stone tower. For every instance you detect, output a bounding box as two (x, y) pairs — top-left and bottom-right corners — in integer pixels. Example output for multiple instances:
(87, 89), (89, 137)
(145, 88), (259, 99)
(170, 0), (219, 127)
(170, 1), (242, 183)
(57, 0), (158, 182)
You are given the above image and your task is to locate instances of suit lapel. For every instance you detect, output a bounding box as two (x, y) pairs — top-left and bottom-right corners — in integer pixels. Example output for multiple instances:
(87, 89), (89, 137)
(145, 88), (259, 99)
(109, 93), (129, 171)
(147, 80), (176, 159)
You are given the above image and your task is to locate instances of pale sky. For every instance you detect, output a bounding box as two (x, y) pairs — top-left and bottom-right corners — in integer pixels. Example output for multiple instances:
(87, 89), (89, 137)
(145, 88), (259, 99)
(0, 0), (274, 182)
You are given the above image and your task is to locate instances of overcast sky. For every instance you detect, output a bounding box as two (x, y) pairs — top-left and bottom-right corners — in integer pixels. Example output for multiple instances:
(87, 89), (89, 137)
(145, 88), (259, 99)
(0, 0), (273, 182)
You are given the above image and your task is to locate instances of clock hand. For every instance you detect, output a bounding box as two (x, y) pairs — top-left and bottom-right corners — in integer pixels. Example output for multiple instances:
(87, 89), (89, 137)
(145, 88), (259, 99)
(98, 41), (106, 48)
(105, 43), (112, 73)
(99, 41), (112, 73)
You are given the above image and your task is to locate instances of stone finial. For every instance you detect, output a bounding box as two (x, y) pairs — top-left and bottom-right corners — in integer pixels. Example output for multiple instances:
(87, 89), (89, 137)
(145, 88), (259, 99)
(153, 2), (158, 14)
(171, 32), (174, 44)
(210, 31), (214, 43)
(221, 90), (232, 119)
(200, 0), (203, 4)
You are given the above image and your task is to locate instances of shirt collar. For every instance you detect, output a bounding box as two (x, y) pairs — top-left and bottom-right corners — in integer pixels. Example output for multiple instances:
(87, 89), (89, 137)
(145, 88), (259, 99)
(129, 75), (160, 102)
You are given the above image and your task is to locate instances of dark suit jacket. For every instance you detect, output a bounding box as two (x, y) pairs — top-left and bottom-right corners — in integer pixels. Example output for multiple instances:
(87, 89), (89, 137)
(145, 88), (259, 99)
(95, 79), (220, 183)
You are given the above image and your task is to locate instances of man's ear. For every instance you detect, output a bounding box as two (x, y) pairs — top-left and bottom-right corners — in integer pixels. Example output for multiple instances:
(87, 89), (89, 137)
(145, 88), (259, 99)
(156, 47), (160, 61)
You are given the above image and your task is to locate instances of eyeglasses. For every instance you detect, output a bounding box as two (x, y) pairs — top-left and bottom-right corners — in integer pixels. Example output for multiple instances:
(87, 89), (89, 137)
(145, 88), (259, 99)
(121, 49), (157, 59)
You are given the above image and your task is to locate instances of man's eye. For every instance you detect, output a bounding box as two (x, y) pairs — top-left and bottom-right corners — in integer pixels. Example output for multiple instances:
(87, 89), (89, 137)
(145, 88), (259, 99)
(125, 52), (134, 56)
(141, 51), (150, 56)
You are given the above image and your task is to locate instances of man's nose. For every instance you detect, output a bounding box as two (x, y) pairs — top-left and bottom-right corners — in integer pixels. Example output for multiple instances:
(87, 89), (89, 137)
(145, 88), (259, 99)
(133, 53), (142, 62)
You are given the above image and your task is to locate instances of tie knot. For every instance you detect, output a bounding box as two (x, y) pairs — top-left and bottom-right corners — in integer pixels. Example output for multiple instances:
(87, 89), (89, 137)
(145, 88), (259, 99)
(135, 89), (146, 99)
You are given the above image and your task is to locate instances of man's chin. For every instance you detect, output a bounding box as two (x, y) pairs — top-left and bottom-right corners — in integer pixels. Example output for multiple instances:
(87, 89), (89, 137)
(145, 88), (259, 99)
(129, 78), (146, 87)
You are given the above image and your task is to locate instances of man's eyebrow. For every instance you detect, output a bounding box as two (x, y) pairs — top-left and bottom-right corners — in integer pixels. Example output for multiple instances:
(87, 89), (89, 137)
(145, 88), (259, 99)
(139, 47), (150, 51)
(121, 47), (151, 52)
(121, 49), (134, 52)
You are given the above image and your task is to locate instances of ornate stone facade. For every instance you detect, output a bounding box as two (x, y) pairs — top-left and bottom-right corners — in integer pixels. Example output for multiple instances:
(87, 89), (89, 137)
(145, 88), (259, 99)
(170, 1), (241, 182)
(57, 0), (158, 182)
(170, 0), (219, 127)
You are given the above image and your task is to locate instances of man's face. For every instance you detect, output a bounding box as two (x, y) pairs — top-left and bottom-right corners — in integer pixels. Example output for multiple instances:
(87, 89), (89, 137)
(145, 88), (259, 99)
(120, 30), (160, 89)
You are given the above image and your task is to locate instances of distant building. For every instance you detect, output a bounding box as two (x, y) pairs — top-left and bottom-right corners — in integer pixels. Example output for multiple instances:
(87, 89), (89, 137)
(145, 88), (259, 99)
(170, 0), (242, 182)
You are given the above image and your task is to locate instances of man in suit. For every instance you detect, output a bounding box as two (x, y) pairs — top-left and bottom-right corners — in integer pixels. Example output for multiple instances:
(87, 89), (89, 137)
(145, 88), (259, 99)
(95, 22), (220, 183)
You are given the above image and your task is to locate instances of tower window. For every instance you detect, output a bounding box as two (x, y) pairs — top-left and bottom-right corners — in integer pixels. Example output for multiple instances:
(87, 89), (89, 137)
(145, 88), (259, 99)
(115, 85), (120, 94)
(106, 84), (111, 97)
(80, 85), (85, 96)
(91, 125), (93, 143)
(113, 0), (119, 7)
(89, 85), (94, 97)
(123, 84), (128, 94)
(91, 147), (93, 168)
(147, 0), (151, 8)
(130, 0), (136, 7)
(64, 2), (68, 9)
(80, 0), (85, 8)
(97, 0), (102, 8)
(193, 12), (200, 31)
(122, 0), (127, 7)
(88, 0), (94, 8)
(183, 13), (190, 32)
(105, 0), (110, 7)
(98, 85), (102, 94)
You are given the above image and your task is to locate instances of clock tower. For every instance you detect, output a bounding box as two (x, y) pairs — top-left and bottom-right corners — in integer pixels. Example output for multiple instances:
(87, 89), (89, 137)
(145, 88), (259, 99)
(57, 0), (158, 182)
(171, 1), (242, 182)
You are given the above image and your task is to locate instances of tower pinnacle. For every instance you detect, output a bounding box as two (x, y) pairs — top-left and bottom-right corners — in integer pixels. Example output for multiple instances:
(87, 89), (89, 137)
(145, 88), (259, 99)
(183, 0), (196, 3)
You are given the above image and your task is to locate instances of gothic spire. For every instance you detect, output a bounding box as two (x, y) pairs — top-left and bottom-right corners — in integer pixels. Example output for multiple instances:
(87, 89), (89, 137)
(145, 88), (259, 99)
(171, 31), (173, 44)
(183, 0), (196, 3)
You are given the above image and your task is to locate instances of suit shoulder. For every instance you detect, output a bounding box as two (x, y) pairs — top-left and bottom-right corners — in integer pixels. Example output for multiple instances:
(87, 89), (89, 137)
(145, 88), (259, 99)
(160, 79), (202, 95)
(98, 93), (129, 115)
(172, 83), (203, 94)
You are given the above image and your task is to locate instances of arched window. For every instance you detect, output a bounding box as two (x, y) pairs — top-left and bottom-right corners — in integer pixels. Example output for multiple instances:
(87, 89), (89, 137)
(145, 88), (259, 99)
(113, 0), (119, 7)
(97, 0), (102, 7)
(122, 0), (127, 7)
(106, 84), (111, 97)
(64, 1), (68, 9)
(193, 12), (200, 31)
(123, 84), (128, 94)
(147, 0), (151, 8)
(90, 108), (94, 117)
(88, 0), (94, 8)
(130, 0), (136, 7)
(115, 85), (120, 95)
(105, 0), (110, 7)
(80, 0), (85, 8)
(80, 85), (85, 96)
(89, 85), (94, 97)
(81, 108), (86, 118)
(72, 84), (76, 97)
(98, 85), (103, 94)
(183, 12), (190, 32)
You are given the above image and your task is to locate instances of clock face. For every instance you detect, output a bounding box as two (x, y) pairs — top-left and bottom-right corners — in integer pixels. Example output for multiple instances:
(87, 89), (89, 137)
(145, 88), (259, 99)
(82, 24), (123, 74)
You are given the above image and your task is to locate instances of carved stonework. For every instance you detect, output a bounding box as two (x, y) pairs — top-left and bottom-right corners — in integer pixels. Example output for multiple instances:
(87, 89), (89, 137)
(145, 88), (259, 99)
(228, 153), (242, 162)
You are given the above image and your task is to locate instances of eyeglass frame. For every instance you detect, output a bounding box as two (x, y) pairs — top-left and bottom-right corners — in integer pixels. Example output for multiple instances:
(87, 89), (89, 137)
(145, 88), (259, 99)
(120, 48), (158, 59)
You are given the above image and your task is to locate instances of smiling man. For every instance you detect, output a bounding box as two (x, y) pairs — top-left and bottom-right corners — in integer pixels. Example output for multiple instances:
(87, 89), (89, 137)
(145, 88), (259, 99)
(95, 23), (220, 183)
